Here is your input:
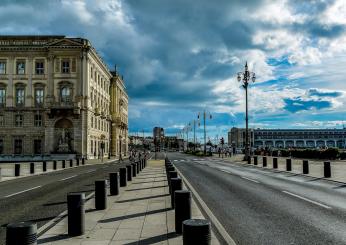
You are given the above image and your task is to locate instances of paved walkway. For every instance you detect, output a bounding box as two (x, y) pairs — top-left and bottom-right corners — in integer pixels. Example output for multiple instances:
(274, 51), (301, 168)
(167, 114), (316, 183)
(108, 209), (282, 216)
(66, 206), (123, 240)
(37, 160), (220, 244)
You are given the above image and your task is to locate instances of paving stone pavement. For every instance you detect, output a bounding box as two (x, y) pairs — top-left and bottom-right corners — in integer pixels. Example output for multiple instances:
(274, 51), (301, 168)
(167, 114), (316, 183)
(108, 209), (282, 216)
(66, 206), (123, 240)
(37, 160), (220, 245)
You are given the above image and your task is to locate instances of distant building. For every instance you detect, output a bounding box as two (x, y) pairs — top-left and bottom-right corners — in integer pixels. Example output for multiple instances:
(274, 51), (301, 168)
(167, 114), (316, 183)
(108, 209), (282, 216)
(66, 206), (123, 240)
(153, 127), (164, 139)
(228, 127), (346, 149)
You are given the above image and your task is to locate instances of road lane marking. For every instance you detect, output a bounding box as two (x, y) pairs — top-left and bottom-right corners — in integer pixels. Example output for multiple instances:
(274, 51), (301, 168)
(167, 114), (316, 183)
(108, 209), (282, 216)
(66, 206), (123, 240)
(282, 191), (332, 209)
(85, 169), (96, 173)
(241, 176), (260, 183)
(59, 175), (78, 181)
(5, 185), (42, 198)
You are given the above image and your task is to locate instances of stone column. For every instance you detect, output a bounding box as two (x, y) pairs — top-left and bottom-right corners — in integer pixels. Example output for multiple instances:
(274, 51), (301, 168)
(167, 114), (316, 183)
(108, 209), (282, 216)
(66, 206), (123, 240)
(26, 56), (33, 107)
(7, 56), (14, 107)
(47, 55), (55, 105)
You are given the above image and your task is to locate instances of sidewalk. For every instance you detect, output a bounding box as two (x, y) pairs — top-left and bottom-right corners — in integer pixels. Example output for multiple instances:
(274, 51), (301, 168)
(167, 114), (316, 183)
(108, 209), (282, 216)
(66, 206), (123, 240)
(37, 159), (220, 244)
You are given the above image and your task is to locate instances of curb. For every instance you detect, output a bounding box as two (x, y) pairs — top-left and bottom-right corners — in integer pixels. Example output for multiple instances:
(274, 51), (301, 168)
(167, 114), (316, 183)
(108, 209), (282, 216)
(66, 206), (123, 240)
(174, 164), (236, 245)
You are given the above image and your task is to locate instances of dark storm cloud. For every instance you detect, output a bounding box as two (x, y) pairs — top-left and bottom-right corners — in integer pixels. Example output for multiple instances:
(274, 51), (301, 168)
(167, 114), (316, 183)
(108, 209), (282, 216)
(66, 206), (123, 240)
(283, 98), (332, 113)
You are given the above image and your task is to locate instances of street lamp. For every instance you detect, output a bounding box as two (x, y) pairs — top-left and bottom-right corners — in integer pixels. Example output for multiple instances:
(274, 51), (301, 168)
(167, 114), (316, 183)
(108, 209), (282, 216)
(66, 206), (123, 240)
(237, 61), (256, 161)
(198, 110), (212, 155)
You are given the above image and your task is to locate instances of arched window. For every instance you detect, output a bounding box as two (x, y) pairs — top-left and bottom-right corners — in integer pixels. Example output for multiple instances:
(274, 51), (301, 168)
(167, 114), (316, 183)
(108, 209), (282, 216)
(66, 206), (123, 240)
(61, 86), (71, 103)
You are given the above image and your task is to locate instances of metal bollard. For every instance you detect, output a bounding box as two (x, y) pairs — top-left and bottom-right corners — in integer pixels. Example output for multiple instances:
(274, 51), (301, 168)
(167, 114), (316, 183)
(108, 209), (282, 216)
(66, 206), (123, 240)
(76, 158), (80, 166)
(109, 172), (119, 196)
(286, 159), (292, 171)
(69, 159), (73, 167)
(126, 165), (133, 181)
(254, 156), (258, 165)
(30, 162), (35, 174)
(273, 158), (278, 169)
(82, 158), (85, 165)
(170, 178), (182, 208)
(53, 160), (57, 170)
(6, 221), (37, 245)
(303, 160), (309, 174)
(62, 160), (66, 169)
(136, 162), (140, 174)
(67, 193), (85, 236)
(247, 156), (251, 164)
(15, 164), (20, 177)
(175, 190), (191, 234)
(168, 171), (178, 193)
(324, 162), (331, 178)
(166, 166), (175, 175)
(263, 157), (267, 167)
(132, 163), (137, 177)
(42, 161), (47, 172)
(119, 167), (127, 187)
(95, 180), (107, 210)
(183, 219), (211, 245)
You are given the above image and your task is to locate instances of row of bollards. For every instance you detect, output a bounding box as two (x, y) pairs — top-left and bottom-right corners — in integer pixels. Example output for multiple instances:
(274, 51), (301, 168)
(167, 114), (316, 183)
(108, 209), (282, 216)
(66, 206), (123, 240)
(252, 156), (332, 178)
(10, 158), (86, 177)
(165, 157), (211, 245)
(6, 158), (147, 245)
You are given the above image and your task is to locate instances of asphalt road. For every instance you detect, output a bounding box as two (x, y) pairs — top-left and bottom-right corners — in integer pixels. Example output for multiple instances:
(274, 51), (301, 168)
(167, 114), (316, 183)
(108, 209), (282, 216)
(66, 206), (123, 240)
(168, 152), (346, 245)
(0, 158), (134, 245)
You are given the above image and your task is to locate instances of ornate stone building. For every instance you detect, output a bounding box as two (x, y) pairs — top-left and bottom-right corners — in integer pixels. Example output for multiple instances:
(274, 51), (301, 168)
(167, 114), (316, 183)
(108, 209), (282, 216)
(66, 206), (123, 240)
(0, 35), (128, 159)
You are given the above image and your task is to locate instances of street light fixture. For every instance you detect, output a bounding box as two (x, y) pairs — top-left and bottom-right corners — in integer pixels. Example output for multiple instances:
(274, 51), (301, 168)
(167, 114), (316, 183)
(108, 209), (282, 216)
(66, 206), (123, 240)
(237, 61), (256, 161)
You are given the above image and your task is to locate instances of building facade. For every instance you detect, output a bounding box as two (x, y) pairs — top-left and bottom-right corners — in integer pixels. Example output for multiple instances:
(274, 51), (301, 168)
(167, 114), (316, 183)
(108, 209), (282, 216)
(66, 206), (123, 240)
(227, 127), (254, 148)
(228, 127), (346, 149)
(0, 35), (128, 159)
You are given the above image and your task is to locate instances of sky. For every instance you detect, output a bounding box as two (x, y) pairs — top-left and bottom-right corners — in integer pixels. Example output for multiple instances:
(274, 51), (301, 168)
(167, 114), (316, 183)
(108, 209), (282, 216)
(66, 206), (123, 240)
(1, 0), (346, 142)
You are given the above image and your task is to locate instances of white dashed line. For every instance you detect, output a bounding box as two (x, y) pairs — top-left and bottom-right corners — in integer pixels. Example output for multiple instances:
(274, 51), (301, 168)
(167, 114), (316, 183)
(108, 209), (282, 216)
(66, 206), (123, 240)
(59, 175), (78, 181)
(282, 191), (332, 209)
(5, 185), (42, 198)
(241, 176), (260, 183)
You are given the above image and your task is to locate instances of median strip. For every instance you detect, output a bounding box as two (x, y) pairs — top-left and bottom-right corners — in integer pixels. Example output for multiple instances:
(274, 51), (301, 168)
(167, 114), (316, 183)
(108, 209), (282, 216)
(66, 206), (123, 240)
(282, 191), (332, 209)
(5, 185), (42, 198)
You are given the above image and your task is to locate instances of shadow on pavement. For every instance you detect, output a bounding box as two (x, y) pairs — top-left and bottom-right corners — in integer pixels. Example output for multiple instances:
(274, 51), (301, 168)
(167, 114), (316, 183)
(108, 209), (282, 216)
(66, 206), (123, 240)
(37, 234), (70, 243)
(132, 180), (166, 185)
(126, 185), (168, 191)
(124, 232), (179, 245)
(116, 194), (169, 203)
(99, 208), (171, 223)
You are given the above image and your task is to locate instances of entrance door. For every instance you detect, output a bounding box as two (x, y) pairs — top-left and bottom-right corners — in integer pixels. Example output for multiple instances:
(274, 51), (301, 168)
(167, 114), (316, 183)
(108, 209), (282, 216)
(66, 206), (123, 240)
(34, 139), (42, 154)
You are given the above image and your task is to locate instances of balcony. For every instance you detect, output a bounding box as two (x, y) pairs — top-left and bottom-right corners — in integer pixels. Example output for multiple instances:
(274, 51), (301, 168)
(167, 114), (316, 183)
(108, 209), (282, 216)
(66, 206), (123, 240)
(48, 101), (81, 117)
(94, 107), (101, 116)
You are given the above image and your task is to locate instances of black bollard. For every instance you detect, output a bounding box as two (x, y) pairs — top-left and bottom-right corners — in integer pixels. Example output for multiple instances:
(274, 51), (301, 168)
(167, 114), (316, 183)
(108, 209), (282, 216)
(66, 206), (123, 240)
(166, 164), (173, 172)
(286, 159), (292, 171)
(42, 161), (47, 172)
(76, 158), (80, 166)
(273, 158), (278, 169)
(166, 166), (175, 175)
(183, 219), (211, 245)
(62, 160), (66, 169)
(170, 178), (182, 208)
(136, 162), (140, 174)
(175, 190), (191, 234)
(82, 158), (85, 165)
(109, 172), (119, 196)
(53, 160), (57, 170)
(247, 156), (251, 164)
(303, 160), (309, 174)
(69, 159), (73, 167)
(132, 163), (137, 177)
(30, 162), (35, 174)
(67, 192), (85, 236)
(254, 156), (258, 165)
(119, 167), (127, 187)
(126, 165), (133, 181)
(6, 221), (37, 245)
(263, 157), (267, 167)
(324, 161), (331, 178)
(15, 164), (20, 177)
(95, 180), (107, 210)
(168, 171), (178, 193)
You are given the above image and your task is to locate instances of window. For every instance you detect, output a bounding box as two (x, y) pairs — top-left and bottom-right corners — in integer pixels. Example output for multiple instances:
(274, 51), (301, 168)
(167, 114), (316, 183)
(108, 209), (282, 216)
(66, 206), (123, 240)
(0, 139), (3, 154)
(61, 87), (71, 103)
(34, 139), (42, 154)
(16, 87), (25, 106)
(91, 67), (93, 79)
(62, 60), (70, 73)
(15, 114), (23, 127)
(14, 139), (23, 154)
(16, 60), (25, 74)
(35, 60), (44, 74)
(0, 61), (6, 74)
(91, 140), (93, 153)
(35, 88), (44, 106)
(0, 87), (5, 107)
(34, 114), (42, 127)
(91, 116), (93, 128)
(0, 115), (4, 126)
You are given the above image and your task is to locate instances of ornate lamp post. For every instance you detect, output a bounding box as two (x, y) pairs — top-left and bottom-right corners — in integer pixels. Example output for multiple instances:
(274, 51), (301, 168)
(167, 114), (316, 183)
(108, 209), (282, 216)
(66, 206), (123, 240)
(237, 62), (256, 160)
(198, 110), (212, 155)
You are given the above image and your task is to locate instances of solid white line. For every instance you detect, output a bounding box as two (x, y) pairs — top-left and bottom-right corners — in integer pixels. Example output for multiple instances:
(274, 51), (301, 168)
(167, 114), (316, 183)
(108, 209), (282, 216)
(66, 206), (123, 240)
(59, 175), (78, 181)
(5, 185), (41, 198)
(241, 176), (260, 183)
(282, 191), (332, 209)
